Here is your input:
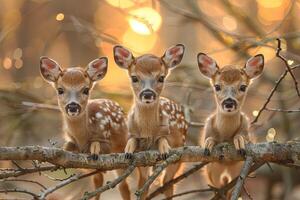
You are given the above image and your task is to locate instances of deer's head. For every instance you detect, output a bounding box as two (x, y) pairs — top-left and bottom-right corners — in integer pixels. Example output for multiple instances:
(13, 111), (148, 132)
(40, 57), (107, 117)
(113, 44), (185, 105)
(197, 53), (264, 115)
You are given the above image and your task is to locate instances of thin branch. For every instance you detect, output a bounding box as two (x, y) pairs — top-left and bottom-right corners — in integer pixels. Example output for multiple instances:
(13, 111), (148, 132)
(160, 188), (213, 200)
(147, 162), (208, 199)
(276, 38), (300, 97)
(21, 101), (59, 111)
(265, 107), (300, 113)
(136, 154), (181, 200)
(0, 165), (59, 179)
(251, 63), (300, 124)
(243, 185), (254, 200)
(0, 188), (39, 200)
(210, 162), (264, 200)
(39, 170), (99, 200)
(231, 156), (254, 200)
(1, 179), (47, 190)
(81, 165), (135, 200)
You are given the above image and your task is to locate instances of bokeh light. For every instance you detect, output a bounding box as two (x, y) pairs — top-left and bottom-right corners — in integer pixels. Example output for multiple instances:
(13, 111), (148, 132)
(252, 110), (259, 117)
(222, 16), (237, 31)
(56, 13), (64, 21)
(122, 29), (157, 53)
(3, 57), (12, 70)
(266, 128), (277, 142)
(105, 0), (136, 9)
(128, 7), (162, 35)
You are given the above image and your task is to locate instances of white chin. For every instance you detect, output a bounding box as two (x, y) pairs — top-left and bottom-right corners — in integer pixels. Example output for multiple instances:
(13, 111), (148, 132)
(140, 99), (156, 104)
(222, 108), (237, 114)
(67, 111), (80, 117)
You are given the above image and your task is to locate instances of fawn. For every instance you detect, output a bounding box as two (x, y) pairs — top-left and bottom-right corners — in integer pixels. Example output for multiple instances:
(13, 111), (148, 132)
(113, 44), (188, 199)
(197, 53), (264, 197)
(40, 57), (131, 200)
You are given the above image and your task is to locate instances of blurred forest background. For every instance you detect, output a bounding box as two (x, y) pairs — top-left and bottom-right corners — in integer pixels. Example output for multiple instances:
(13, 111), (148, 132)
(0, 0), (300, 199)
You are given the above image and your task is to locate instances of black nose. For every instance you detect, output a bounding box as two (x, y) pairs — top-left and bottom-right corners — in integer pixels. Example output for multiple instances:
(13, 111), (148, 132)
(65, 102), (81, 113)
(222, 98), (237, 109)
(140, 89), (156, 100)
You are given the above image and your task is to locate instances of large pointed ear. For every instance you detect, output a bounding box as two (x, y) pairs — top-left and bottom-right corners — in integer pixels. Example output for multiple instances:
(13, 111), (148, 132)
(197, 53), (218, 78)
(161, 44), (185, 68)
(86, 57), (108, 82)
(244, 54), (264, 79)
(113, 45), (134, 69)
(40, 57), (62, 82)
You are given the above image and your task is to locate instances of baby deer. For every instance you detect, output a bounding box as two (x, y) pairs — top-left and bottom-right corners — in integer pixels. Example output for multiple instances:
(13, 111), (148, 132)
(40, 57), (130, 200)
(113, 44), (188, 199)
(197, 53), (264, 197)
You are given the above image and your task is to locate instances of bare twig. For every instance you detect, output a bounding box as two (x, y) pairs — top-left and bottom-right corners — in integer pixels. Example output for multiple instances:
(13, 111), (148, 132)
(251, 64), (300, 124)
(147, 162), (208, 199)
(275, 38), (300, 97)
(0, 188), (39, 199)
(0, 165), (59, 179)
(231, 156), (254, 200)
(81, 165), (135, 200)
(21, 101), (59, 111)
(1, 179), (47, 190)
(136, 154), (181, 200)
(39, 170), (99, 200)
(160, 188), (213, 200)
(265, 107), (300, 113)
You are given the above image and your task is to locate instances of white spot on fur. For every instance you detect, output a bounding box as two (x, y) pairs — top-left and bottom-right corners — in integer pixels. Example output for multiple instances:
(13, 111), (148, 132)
(96, 112), (103, 119)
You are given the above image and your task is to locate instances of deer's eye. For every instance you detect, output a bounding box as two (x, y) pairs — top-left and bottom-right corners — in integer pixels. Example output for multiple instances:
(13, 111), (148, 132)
(240, 85), (247, 92)
(57, 88), (64, 95)
(214, 84), (221, 91)
(131, 76), (138, 83)
(158, 76), (165, 83)
(83, 88), (89, 95)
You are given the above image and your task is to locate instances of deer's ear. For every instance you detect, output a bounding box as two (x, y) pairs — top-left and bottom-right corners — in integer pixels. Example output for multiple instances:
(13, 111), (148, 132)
(86, 57), (108, 82)
(197, 53), (218, 78)
(244, 54), (264, 79)
(40, 57), (62, 82)
(162, 44), (185, 69)
(113, 45), (134, 69)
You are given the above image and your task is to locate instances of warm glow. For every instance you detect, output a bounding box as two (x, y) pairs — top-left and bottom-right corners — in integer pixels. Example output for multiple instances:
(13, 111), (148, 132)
(3, 57), (12, 70)
(128, 7), (162, 35)
(222, 16), (237, 31)
(252, 110), (259, 117)
(257, 0), (284, 8)
(105, 0), (135, 9)
(13, 48), (22, 59)
(266, 128), (276, 142)
(122, 29), (157, 53)
(288, 60), (294, 65)
(15, 59), (23, 69)
(56, 13), (64, 21)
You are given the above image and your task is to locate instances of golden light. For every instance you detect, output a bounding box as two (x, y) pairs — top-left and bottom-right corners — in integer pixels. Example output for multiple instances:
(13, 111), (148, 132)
(257, 0), (284, 8)
(128, 7), (162, 35)
(56, 13), (64, 21)
(15, 59), (23, 69)
(122, 29), (157, 53)
(288, 60), (294, 65)
(13, 48), (22, 59)
(105, 0), (136, 9)
(3, 57), (12, 70)
(252, 110), (259, 117)
(222, 16), (237, 31)
(266, 128), (276, 142)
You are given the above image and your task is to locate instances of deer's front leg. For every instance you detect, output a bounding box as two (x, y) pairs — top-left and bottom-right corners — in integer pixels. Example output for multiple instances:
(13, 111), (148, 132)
(203, 137), (216, 156)
(124, 137), (137, 159)
(233, 134), (247, 156)
(89, 141), (101, 160)
(158, 137), (171, 160)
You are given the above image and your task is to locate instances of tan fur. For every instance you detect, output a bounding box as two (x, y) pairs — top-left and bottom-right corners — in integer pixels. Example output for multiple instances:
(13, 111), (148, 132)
(124, 54), (187, 199)
(200, 65), (255, 199)
(41, 62), (131, 200)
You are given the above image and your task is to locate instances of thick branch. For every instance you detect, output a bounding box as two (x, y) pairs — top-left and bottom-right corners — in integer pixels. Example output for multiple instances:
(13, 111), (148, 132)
(0, 142), (298, 171)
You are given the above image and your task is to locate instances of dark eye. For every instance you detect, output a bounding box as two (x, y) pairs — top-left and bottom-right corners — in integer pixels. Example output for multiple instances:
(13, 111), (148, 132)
(131, 76), (138, 83)
(214, 84), (221, 91)
(240, 85), (247, 92)
(158, 76), (165, 83)
(83, 88), (89, 95)
(57, 88), (64, 95)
